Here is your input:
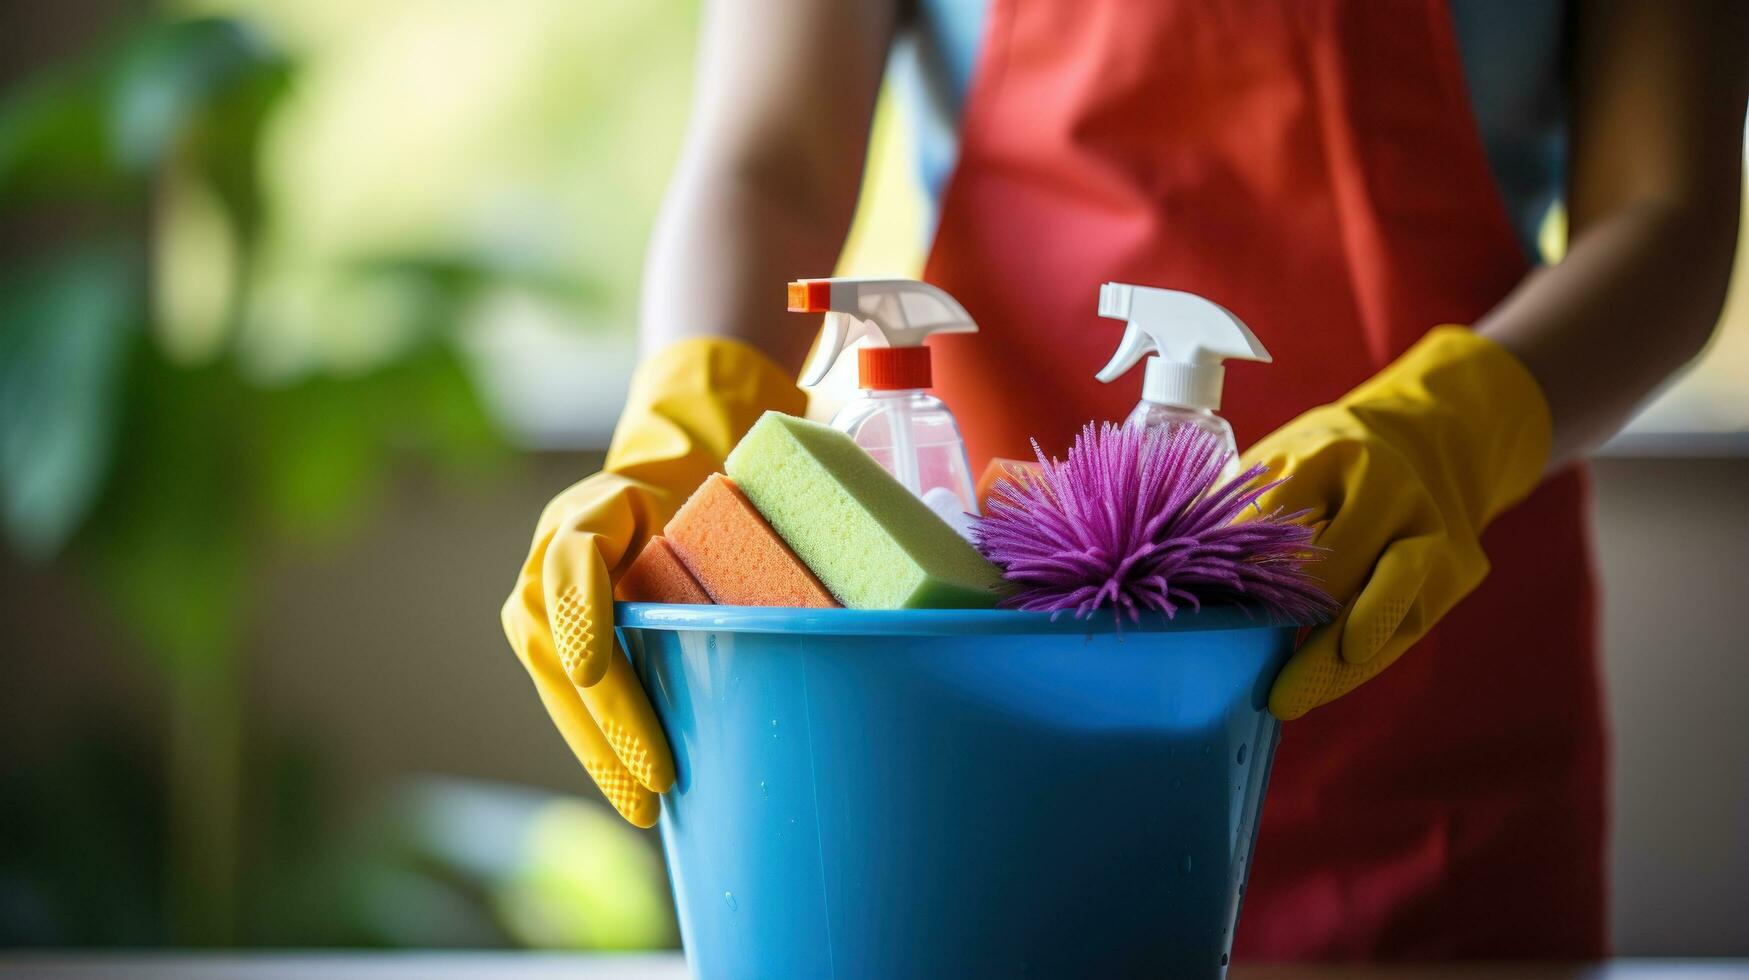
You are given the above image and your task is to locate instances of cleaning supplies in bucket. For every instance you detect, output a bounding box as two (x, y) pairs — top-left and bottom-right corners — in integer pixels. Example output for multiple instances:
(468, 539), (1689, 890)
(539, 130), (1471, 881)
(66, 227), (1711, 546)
(599, 275), (1342, 976)
(789, 277), (982, 532)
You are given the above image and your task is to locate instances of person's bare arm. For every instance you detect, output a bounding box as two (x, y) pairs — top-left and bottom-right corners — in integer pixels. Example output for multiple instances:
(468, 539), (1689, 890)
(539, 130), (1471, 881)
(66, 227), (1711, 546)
(1480, 0), (1748, 463)
(640, 0), (898, 372)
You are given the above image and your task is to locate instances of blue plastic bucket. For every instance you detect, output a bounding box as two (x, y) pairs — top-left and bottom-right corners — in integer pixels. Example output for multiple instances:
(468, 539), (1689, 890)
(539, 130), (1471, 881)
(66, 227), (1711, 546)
(616, 603), (1294, 980)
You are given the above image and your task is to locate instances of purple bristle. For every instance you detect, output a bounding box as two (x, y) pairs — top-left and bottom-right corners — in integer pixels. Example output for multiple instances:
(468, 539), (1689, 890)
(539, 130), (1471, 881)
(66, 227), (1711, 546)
(972, 422), (1338, 624)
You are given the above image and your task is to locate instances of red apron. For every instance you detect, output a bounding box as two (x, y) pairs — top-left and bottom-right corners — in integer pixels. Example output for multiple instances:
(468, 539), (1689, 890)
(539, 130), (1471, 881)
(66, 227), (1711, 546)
(923, 0), (1607, 958)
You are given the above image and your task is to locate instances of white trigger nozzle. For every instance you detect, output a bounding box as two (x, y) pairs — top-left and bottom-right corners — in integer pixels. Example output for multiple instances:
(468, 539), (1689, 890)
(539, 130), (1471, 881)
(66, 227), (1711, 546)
(1093, 282), (1270, 411)
(789, 278), (979, 389)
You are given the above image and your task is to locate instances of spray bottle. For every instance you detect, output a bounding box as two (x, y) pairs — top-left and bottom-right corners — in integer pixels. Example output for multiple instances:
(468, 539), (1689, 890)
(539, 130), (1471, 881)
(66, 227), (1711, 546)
(1095, 282), (1272, 481)
(789, 277), (980, 532)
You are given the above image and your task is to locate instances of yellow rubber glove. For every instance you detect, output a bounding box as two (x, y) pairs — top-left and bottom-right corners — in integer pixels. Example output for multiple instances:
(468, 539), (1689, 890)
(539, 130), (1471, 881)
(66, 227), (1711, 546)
(502, 337), (805, 825)
(1241, 327), (1552, 721)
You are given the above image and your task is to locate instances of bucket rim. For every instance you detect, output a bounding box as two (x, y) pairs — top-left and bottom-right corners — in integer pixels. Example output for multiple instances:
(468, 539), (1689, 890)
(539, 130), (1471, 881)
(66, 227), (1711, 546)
(615, 602), (1305, 637)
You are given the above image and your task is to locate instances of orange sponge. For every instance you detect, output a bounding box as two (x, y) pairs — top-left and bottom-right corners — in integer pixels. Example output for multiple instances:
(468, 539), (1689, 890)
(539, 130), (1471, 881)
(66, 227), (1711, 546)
(665, 474), (838, 608)
(977, 456), (1044, 512)
(613, 536), (712, 605)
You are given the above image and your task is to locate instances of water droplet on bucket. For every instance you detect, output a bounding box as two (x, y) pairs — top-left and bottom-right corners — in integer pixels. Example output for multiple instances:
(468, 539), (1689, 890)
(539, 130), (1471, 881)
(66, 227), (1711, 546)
(723, 891), (737, 911)
(760, 781), (769, 799)
(706, 635), (717, 650)
(1171, 776), (1184, 789)
(1180, 852), (1194, 875)
(1202, 744), (1212, 757)
(1236, 743), (1248, 765)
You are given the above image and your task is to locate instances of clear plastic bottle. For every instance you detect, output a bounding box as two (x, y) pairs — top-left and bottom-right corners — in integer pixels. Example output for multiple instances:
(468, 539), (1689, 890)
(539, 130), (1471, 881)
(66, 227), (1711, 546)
(1123, 400), (1243, 483)
(834, 389), (978, 518)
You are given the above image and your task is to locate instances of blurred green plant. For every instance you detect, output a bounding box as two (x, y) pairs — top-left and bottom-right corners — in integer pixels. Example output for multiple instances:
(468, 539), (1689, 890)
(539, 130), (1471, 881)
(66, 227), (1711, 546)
(0, 16), (518, 945)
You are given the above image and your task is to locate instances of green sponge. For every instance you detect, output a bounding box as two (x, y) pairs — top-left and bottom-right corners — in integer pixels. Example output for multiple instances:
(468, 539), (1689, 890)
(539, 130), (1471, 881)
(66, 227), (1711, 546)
(725, 412), (1005, 609)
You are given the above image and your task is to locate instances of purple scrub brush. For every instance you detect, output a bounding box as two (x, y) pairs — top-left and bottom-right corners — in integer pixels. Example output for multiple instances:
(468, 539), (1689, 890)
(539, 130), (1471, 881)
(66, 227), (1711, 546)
(973, 422), (1337, 623)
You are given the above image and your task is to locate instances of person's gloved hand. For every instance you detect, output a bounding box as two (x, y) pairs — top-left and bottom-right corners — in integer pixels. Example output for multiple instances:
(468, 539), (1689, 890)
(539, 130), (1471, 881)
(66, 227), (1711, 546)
(502, 337), (805, 825)
(1241, 327), (1552, 721)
